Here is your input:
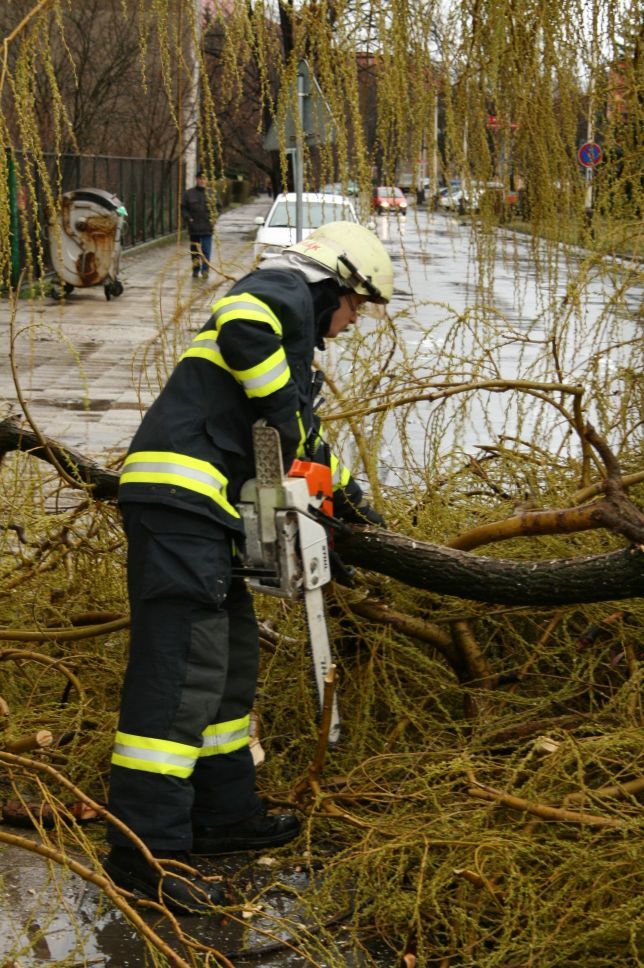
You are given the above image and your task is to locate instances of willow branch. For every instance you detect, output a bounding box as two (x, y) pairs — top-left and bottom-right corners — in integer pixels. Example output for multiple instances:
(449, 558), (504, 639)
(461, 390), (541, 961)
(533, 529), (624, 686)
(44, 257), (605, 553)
(346, 597), (462, 672)
(0, 617), (129, 642)
(0, 0), (55, 93)
(446, 498), (643, 551)
(571, 470), (644, 506)
(4, 730), (53, 754)
(324, 379), (584, 423)
(565, 776), (644, 805)
(467, 782), (624, 828)
(293, 665), (338, 802)
(448, 424), (644, 551)
(334, 529), (644, 604)
(450, 619), (491, 687)
(0, 415), (119, 498)
(0, 649), (86, 702)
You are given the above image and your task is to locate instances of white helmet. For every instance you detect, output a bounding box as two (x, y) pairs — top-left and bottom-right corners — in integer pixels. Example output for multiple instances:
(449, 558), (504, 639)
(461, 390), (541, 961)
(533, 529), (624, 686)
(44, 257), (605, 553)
(285, 221), (393, 304)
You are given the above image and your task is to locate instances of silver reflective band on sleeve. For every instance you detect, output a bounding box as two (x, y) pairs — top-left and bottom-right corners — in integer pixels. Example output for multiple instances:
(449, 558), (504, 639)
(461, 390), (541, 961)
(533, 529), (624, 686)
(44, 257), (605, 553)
(211, 295), (282, 336)
(241, 355), (289, 392)
(120, 450), (240, 518)
(190, 336), (219, 353)
(123, 458), (225, 492)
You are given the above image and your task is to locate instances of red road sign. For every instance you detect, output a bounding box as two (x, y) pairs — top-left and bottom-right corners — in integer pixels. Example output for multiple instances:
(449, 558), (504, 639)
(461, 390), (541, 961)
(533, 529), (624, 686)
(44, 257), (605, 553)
(578, 142), (602, 167)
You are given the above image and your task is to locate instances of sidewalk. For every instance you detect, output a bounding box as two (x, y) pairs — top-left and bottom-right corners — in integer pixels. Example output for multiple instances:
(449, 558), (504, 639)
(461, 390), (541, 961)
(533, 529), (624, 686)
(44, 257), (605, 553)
(0, 197), (273, 459)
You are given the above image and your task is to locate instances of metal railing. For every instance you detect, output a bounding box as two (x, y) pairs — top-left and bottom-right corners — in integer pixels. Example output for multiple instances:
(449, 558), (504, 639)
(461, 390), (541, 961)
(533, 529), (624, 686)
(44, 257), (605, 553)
(51, 154), (180, 247)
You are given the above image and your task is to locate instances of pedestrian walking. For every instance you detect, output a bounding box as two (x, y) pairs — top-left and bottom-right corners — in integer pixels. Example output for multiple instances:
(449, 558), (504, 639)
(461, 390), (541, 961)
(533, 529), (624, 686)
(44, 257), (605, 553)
(181, 169), (217, 279)
(104, 221), (394, 914)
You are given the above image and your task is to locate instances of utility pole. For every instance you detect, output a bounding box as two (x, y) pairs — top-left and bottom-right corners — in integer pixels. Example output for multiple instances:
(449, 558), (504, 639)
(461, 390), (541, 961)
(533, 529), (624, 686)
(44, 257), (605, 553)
(294, 61), (307, 241)
(584, 0), (598, 212)
(184, 0), (202, 191)
(432, 94), (439, 193)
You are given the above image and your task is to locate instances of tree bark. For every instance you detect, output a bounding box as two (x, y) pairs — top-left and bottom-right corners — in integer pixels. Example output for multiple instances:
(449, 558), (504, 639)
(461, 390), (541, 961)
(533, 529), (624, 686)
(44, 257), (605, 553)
(334, 528), (643, 605)
(2, 415), (643, 606)
(0, 416), (118, 498)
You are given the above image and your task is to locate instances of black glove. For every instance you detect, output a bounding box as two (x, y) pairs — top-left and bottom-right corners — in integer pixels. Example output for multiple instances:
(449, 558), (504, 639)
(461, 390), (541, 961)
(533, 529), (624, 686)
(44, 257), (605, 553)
(329, 550), (357, 587)
(339, 499), (386, 527)
(268, 414), (301, 471)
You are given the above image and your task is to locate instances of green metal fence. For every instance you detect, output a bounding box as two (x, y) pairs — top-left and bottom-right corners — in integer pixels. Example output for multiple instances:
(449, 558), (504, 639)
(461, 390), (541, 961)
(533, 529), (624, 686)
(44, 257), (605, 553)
(10, 151), (180, 280)
(51, 154), (180, 247)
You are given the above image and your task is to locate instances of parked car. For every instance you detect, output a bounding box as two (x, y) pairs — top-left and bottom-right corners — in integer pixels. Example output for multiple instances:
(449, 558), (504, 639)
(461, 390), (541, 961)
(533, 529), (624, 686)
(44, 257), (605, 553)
(437, 185), (466, 211)
(438, 182), (486, 213)
(373, 186), (407, 215)
(322, 180), (359, 197)
(438, 180), (515, 214)
(254, 191), (358, 260)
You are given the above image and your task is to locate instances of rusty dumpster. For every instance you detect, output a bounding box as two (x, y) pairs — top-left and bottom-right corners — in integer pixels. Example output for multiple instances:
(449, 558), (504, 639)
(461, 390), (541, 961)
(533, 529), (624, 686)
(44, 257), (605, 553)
(48, 188), (127, 300)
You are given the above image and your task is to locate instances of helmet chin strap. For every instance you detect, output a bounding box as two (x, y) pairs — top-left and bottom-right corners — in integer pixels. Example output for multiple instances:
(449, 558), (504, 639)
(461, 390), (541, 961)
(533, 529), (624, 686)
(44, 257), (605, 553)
(337, 253), (382, 302)
(309, 279), (343, 346)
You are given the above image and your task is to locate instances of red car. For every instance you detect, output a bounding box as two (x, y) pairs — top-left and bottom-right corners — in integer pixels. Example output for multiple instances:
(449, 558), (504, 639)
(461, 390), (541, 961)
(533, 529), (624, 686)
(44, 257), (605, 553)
(373, 186), (408, 215)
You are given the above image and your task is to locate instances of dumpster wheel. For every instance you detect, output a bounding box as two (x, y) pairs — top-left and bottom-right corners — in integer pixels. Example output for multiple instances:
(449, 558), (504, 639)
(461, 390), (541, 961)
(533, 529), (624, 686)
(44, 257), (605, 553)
(104, 279), (124, 300)
(51, 281), (75, 301)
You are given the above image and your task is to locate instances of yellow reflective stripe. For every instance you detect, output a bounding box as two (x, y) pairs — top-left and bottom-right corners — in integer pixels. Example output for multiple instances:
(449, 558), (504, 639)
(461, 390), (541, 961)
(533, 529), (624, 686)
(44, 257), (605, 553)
(120, 451), (240, 519)
(200, 714), (250, 757)
(179, 329), (229, 367)
(330, 453), (351, 490)
(179, 311), (290, 400)
(231, 348), (290, 398)
(295, 413), (308, 457)
(111, 731), (199, 778)
(212, 294), (282, 337)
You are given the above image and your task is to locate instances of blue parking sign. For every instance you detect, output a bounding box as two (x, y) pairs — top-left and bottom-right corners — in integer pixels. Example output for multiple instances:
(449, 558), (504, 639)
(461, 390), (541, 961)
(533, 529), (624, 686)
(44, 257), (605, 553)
(578, 142), (602, 167)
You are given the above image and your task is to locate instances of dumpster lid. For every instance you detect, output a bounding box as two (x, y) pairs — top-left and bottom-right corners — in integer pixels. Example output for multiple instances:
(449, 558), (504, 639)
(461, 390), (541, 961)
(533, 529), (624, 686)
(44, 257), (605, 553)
(63, 188), (126, 214)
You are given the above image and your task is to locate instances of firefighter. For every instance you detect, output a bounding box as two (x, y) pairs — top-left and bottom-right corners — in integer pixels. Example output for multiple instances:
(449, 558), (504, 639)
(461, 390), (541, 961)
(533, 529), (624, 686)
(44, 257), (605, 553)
(105, 221), (394, 913)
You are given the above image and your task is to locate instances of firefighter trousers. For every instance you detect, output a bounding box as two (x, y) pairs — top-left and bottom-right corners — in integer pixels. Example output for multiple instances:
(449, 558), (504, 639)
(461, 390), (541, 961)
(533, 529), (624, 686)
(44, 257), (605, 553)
(108, 504), (261, 851)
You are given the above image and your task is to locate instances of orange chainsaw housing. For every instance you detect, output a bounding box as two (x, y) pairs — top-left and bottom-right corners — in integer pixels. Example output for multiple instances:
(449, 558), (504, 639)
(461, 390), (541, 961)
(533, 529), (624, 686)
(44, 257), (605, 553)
(288, 460), (333, 518)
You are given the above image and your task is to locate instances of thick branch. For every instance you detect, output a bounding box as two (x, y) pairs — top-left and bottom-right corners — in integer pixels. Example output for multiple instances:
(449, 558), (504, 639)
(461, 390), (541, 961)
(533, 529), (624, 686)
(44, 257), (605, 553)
(447, 497), (644, 552)
(334, 529), (644, 605)
(0, 416), (119, 498)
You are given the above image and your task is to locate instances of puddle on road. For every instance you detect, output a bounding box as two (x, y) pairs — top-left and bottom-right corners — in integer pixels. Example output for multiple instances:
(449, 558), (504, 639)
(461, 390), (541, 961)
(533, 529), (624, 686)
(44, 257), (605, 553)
(0, 838), (389, 966)
(33, 398), (142, 413)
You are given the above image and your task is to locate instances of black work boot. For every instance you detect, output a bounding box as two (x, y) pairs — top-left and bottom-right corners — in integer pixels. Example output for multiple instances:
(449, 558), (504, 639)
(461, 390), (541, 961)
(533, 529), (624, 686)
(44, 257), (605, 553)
(104, 845), (226, 914)
(192, 803), (300, 856)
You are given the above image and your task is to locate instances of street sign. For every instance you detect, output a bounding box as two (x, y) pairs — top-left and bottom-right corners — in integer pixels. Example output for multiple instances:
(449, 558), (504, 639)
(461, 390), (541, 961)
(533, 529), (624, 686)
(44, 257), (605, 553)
(263, 61), (336, 152)
(578, 142), (602, 167)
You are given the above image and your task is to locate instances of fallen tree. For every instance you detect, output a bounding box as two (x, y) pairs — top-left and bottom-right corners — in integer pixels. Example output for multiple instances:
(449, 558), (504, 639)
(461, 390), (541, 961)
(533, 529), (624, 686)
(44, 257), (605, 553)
(334, 529), (643, 604)
(1, 414), (642, 605)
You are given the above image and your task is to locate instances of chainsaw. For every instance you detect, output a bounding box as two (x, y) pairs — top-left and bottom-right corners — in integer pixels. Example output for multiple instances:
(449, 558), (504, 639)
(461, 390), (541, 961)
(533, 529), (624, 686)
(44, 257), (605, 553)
(234, 422), (340, 745)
